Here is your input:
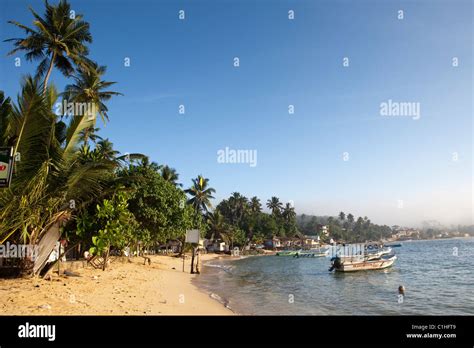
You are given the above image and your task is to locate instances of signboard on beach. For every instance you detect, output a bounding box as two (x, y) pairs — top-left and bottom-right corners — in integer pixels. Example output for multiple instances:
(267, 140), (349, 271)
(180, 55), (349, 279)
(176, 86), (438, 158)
(0, 147), (14, 188)
(185, 229), (200, 244)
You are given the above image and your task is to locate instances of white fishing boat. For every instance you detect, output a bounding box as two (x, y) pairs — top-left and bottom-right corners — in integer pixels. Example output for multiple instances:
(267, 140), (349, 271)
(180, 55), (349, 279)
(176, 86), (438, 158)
(294, 248), (329, 258)
(332, 242), (391, 261)
(365, 246), (392, 260)
(276, 250), (301, 256)
(329, 254), (397, 272)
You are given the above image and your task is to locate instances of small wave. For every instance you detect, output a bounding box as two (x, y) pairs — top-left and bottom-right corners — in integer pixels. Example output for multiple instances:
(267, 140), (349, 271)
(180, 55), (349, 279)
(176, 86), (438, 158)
(209, 293), (234, 312)
(204, 263), (234, 273)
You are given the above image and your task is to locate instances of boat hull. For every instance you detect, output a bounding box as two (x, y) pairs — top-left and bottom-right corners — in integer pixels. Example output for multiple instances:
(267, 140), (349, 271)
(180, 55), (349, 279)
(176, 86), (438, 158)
(334, 256), (397, 272)
(276, 250), (300, 256)
(295, 252), (328, 258)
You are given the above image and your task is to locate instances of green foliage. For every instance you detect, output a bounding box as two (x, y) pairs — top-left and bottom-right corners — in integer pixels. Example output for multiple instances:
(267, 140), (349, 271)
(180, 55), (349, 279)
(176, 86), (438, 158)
(5, 0), (93, 94)
(225, 226), (246, 249)
(266, 196), (283, 217)
(214, 193), (300, 245)
(119, 161), (204, 245)
(185, 175), (215, 214)
(0, 0), (123, 247)
(75, 192), (138, 256)
(160, 165), (181, 187)
(0, 78), (117, 245)
(297, 212), (393, 243)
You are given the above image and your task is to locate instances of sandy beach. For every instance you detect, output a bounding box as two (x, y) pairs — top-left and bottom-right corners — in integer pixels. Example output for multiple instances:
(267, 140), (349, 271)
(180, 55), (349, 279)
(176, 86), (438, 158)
(0, 254), (233, 315)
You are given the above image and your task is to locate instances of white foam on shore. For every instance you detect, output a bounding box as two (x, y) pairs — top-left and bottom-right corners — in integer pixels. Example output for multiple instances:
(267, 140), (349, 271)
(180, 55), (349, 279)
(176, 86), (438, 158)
(209, 292), (234, 313)
(204, 263), (234, 273)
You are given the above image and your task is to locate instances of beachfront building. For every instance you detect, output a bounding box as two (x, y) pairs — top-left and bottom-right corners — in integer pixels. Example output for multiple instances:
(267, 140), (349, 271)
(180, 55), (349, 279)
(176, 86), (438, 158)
(206, 240), (228, 253)
(302, 236), (320, 248)
(157, 240), (181, 254)
(392, 228), (420, 240)
(280, 237), (301, 248)
(264, 237), (281, 249)
(264, 237), (320, 250)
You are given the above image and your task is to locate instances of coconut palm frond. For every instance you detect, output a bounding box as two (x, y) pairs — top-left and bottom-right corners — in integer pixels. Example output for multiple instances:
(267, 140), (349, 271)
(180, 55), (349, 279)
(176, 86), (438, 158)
(5, 0), (93, 94)
(0, 91), (14, 146)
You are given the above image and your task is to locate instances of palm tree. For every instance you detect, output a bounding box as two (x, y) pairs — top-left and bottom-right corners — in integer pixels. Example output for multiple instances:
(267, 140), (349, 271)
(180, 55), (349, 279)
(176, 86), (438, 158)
(229, 192), (248, 224)
(5, 0), (93, 95)
(347, 213), (355, 224)
(339, 211), (345, 221)
(60, 63), (122, 150)
(282, 203), (296, 222)
(139, 157), (162, 172)
(0, 76), (116, 249)
(206, 211), (227, 242)
(266, 196), (283, 216)
(161, 165), (180, 186)
(78, 126), (102, 144)
(249, 196), (262, 213)
(95, 139), (119, 160)
(185, 175), (216, 214)
(62, 63), (122, 124)
(0, 92), (14, 147)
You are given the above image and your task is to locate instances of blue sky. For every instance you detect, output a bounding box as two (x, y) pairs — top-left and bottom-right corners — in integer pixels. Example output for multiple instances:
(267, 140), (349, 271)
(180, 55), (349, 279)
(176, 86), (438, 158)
(0, 0), (472, 226)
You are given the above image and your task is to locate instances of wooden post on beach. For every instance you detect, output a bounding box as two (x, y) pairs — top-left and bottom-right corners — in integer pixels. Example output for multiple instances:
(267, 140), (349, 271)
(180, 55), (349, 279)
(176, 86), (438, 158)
(185, 230), (200, 274)
(182, 251), (185, 272)
(196, 248), (200, 274)
(190, 246), (195, 274)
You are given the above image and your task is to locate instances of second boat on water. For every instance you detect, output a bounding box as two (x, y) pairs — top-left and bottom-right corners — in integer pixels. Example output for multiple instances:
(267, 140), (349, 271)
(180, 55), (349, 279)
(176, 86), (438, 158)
(294, 248), (329, 258)
(328, 242), (397, 272)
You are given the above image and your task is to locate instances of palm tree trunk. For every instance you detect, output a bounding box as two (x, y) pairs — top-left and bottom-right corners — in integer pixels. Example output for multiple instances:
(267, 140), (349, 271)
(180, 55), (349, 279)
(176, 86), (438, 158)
(42, 52), (56, 96)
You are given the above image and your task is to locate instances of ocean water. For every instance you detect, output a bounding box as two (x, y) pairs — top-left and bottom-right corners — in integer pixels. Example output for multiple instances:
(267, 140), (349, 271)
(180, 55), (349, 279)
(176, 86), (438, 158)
(193, 238), (474, 315)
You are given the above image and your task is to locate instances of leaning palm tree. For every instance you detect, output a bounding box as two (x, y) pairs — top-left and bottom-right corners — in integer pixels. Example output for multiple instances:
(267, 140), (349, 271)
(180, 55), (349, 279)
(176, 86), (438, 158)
(185, 175), (215, 214)
(266, 196), (283, 216)
(0, 77), (118, 274)
(5, 0), (93, 95)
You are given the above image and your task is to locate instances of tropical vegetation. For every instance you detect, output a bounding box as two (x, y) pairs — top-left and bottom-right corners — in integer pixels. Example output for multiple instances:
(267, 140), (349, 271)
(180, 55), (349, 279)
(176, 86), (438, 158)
(4, 0), (460, 277)
(297, 212), (393, 242)
(0, 0), (206, 273)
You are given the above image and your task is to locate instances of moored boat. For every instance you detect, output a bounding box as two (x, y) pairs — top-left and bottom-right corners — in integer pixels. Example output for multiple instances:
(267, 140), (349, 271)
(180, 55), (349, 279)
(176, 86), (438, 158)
(294, 248), (329, 258)
(331, 242), (391, 260)
(329, 254), (397, 272)
(276, 250), (300, 256)
(333, 249), (391, 262)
